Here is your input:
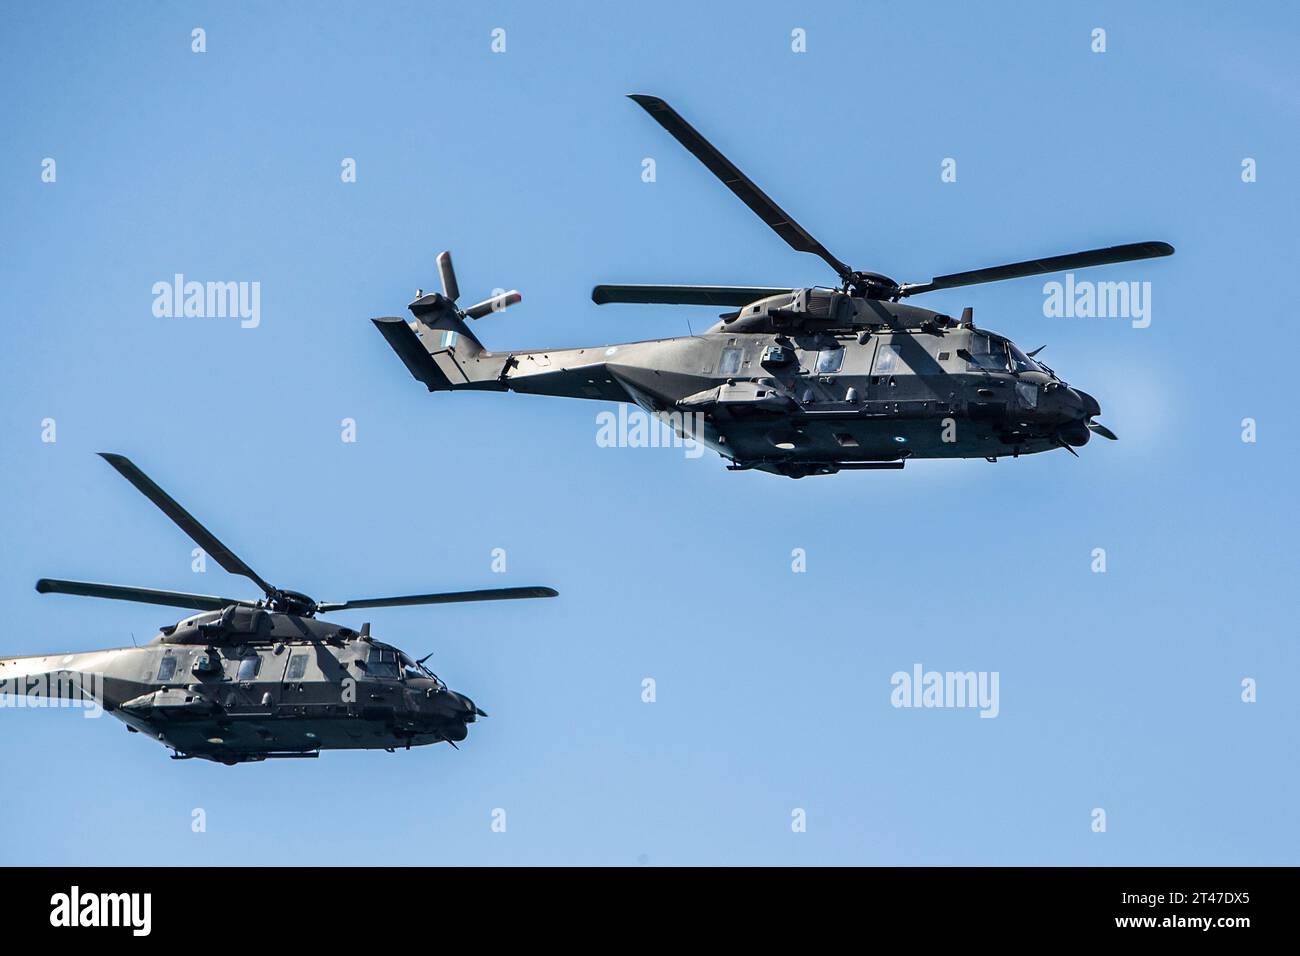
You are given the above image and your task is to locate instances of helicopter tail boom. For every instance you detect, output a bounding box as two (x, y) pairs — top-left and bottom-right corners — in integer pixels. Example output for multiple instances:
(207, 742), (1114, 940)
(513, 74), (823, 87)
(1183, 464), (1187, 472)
(0, 649), (120, 714)
(373, 312), (642, 402)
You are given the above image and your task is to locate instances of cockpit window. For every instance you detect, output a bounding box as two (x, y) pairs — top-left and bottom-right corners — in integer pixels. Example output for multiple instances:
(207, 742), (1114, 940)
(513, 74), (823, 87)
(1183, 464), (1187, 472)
(966, 334), (1009, 371)
(1008, 343), (1041, 374)
(367, 647), (400, 679)
(400, 653), (435, 681)
(719, 347), (743, 376)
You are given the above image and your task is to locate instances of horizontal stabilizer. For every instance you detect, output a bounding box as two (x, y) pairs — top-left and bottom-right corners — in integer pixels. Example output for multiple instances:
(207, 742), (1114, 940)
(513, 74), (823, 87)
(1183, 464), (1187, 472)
(372, 317), (453, 391)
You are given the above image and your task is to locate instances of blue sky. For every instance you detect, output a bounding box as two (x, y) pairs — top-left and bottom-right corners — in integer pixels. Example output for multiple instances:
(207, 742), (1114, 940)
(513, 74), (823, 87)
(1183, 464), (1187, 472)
(1, 0), (1295, 865)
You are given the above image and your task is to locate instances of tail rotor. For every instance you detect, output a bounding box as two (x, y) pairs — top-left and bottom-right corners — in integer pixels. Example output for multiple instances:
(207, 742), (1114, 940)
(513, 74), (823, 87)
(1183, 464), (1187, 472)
(412, 250), (522, 325)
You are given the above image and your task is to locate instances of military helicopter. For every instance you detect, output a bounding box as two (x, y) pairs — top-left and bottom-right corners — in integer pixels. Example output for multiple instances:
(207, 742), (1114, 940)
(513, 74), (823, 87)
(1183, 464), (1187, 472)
(374, 94), (1173, 478)
(1, 453), (557, 765)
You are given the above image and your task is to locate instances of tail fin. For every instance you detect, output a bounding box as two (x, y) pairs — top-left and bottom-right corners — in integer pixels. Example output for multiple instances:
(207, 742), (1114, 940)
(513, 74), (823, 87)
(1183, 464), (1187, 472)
(372, 316), (478, 392)
(373, 251), (525, 391)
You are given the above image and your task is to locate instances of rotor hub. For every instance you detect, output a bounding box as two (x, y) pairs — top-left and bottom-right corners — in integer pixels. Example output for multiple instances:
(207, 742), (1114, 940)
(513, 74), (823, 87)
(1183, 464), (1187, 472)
(845, 271), (901, 300)
(267, 590), (318, 616)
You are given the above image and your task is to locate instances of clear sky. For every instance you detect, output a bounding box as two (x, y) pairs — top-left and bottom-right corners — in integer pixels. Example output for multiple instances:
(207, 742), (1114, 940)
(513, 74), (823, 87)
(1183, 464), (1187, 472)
(1, 0), (1296, 865)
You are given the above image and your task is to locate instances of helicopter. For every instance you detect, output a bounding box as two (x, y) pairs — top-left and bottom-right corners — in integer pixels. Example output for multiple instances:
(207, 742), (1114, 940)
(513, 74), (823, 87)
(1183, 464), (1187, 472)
(1, 453), (557, 765)
(373, 94), (1174, 478)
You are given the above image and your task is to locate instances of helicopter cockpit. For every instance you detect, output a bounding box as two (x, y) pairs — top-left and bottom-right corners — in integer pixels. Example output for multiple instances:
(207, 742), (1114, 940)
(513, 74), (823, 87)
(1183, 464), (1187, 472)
(1008, 343), (1043, 374)
(964, 333), (1009, 371)
(366, 643), (447, 690)
(400, 653), (442, 686)
(966, 333), (1051, 378)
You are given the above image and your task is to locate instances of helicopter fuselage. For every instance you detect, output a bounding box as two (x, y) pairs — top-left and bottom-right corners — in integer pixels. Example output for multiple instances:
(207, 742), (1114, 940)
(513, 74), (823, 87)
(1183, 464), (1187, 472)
(378, 290), (1102, 478)
(374, 92), (1156, 476)
(16, 451), (554, 765)
(0, 608), (479, 765)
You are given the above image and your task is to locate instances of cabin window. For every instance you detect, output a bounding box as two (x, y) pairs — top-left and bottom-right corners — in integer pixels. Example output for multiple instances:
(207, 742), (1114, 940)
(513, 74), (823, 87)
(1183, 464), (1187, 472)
(367, 647), (400, 679)
(816, 347), (844, 374)
(872, 344), (909, 375)
(156, 654), (178, 682)
(719, 347), (744, 376)
(237, 655), (261, 681)
(286, 653), (309, 681)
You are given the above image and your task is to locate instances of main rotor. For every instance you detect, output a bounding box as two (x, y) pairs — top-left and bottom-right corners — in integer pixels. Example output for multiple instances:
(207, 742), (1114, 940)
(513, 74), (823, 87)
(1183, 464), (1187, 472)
(591, 94), (1173, 310)
(35, 453), (558, 618)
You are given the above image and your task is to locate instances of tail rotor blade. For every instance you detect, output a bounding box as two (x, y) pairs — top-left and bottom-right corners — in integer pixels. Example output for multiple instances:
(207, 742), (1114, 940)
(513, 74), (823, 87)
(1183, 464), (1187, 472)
(463, 290), (522, 320)
(436, 251), (460, 303)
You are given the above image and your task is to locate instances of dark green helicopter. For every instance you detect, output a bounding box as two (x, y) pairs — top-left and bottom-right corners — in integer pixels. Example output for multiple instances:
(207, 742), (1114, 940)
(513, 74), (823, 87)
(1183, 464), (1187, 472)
(374, 94), (1173, 478)
(1, 454), (556, 765)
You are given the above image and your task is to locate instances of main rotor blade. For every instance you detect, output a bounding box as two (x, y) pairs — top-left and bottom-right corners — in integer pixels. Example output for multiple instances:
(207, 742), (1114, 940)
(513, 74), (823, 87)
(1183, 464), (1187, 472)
(592, 284), (794, 307)
(35, 578), (253, 612)
(316, 586), (559, 613)
(628, 94), (852, 278)
(897, 241), (1175, 297)
(97, 453), (276, 597)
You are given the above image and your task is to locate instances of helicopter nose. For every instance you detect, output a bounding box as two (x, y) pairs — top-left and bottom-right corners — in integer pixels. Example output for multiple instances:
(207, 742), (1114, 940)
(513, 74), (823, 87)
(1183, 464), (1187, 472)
(1050, 387), (1096, 447)
(1070, 388), (1101, 419)
(435, 690), (482, 721)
